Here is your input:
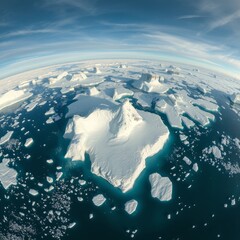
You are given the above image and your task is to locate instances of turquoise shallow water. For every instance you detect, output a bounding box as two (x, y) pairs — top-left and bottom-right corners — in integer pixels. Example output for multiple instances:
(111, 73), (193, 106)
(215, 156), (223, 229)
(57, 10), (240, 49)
(0, 87), (239, 240)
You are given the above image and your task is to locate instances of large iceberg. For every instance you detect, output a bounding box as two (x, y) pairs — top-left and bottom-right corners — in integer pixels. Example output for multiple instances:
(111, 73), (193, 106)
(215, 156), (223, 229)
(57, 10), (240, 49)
(64, 100), (169, 192)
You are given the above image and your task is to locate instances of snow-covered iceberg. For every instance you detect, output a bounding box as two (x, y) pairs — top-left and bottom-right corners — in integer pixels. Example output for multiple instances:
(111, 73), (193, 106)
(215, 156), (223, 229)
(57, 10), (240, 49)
(132, 73), (169, 93)
(64, 100), (169, 192)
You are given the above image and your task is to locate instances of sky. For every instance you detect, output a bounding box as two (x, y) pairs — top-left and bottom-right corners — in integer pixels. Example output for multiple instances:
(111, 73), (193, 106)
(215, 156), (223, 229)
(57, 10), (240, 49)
(0, 0), (240, 79)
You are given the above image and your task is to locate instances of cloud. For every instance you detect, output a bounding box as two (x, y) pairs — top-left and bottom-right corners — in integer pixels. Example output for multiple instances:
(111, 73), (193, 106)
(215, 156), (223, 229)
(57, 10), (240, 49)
(44, 0), (99, 15)
(207, 9), (240, 32)
(178, 15), (203, 20)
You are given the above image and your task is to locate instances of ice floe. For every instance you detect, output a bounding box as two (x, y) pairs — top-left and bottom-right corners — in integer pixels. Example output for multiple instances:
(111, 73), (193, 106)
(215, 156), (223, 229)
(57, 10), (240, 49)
(149, 173), (172, 201)
(92, 194), (106, 206)
(0, 159), (18, 189)
(124, 199), (138, 214)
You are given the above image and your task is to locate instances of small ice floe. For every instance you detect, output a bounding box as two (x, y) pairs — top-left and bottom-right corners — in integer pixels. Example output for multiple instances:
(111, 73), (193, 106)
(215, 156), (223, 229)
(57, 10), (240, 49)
(92, 194), (106, 207)
(29, 189), (39, 196)
(183, 156), (192, 165)
(24, 138), (33, 147)
(124, 199), (138, 215)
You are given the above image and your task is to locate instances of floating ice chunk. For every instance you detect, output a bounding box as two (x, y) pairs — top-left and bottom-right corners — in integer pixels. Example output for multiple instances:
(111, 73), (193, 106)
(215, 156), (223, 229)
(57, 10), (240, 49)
(46, 117), (54, 124)
(46, 159), (53, 164)
(180, 134), (187, 141)
(183, 156), (192, 165)
(71, 72), (87, 82)
(24, 138), (33, 147)
(192, 163), (199, 172)
(68, 222), (76, 229)
(0, 131), (14, 145)
(78, 179), (86, 186)
(26, 101), (38, 112)
(0, 159), (18, 189)
(29, 189), (39, 196)
(92, 194), (106, 206)
(48, 71), (68, 84)
(230, 93), (240, 104)
(132, 73), (169, 93)
(56, 172), (63, 181)
(45, 107), (55, 116)
(64, 100), (169, 192)
(149, 173), (172, 201)
(155, 100), (183, 129)
(124, 199), (138, 215)
(46, 176), (53, 183)
(0, 90), (32, 111)
(210, 146), (222, 159)
(231, 199), (236, 206)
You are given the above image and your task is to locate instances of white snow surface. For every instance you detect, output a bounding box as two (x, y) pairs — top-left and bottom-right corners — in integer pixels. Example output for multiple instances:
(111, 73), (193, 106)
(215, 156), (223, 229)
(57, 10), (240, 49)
(64, 100), (169, 192)
(0, 89), (32, 111)
(149, 173), (172, 201)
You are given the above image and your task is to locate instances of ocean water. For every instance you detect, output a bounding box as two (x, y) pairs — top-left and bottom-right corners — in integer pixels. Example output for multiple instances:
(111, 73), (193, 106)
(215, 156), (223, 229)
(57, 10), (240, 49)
(0, 87), (239, 240)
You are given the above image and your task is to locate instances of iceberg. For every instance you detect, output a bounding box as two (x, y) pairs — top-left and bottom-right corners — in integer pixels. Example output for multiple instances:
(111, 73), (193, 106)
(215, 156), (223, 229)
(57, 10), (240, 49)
(64, 100), (169, 192)
(124, 199), (138, 214)
(132, 73), (169, 93)
(0, 131), (14, 145)
(92, 194), (106, 206)
(0, 159), (18, 189)
(149, 173), (172, 201)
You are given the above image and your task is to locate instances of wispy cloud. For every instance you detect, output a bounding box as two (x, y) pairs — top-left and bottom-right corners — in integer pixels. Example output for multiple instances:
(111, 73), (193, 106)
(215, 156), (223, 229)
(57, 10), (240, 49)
(178, 15), (203, 20)
(44, 0), (99, 15)
(207, 9), (240, 32)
